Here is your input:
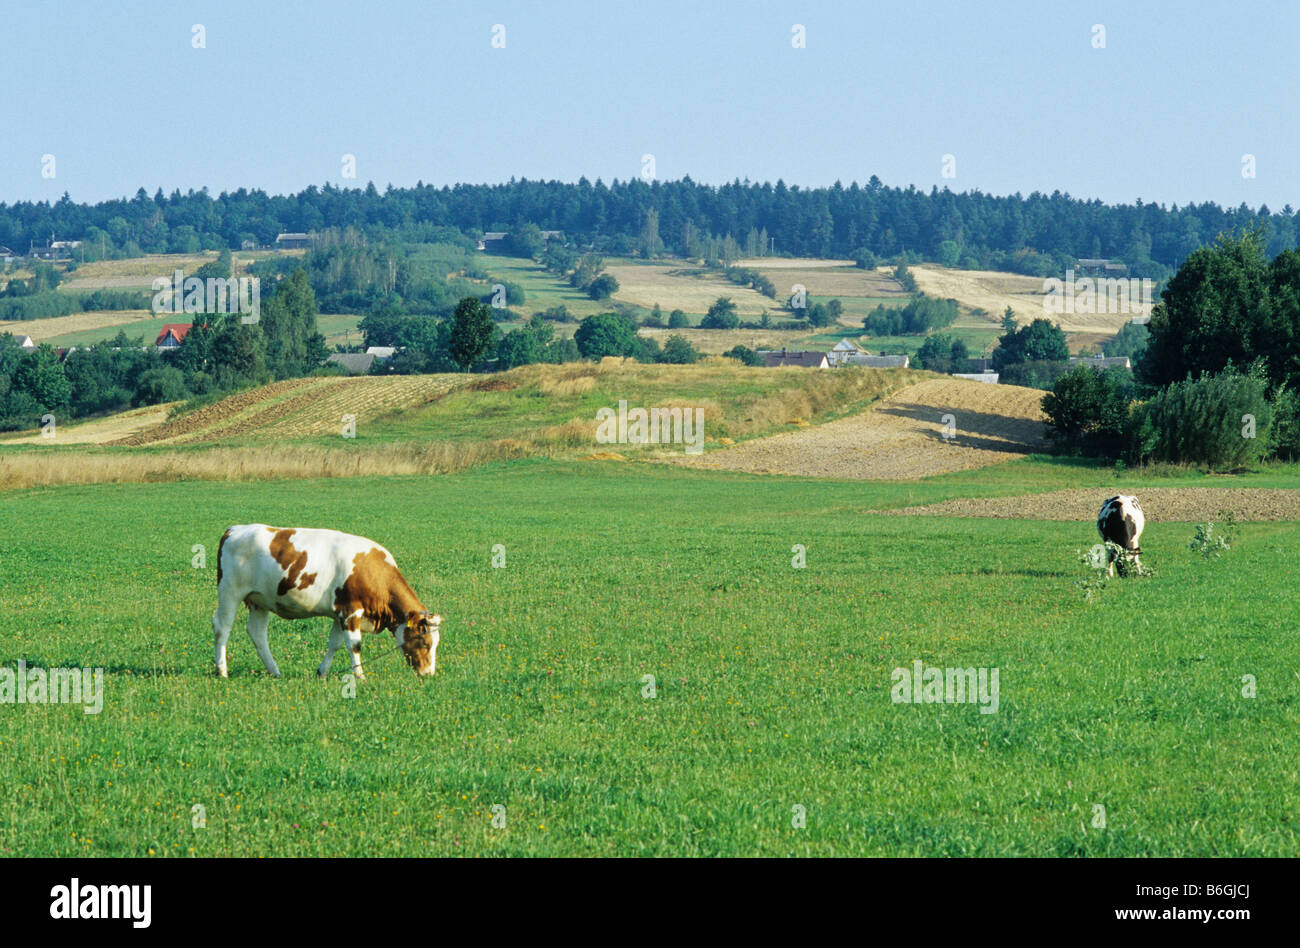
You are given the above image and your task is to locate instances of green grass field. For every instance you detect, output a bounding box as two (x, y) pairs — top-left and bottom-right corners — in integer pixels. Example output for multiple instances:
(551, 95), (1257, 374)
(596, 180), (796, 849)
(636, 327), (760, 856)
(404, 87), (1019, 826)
(2, 457), (1297, 856)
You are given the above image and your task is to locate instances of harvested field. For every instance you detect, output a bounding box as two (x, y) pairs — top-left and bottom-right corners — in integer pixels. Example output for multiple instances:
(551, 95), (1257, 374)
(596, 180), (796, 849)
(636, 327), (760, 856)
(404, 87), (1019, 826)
(0, 309), (154, 342)
(58, 250), (288, 290)
(672, 377), (1048, 479)
(0, 403), (175, 445)
(909, 264), (1150, 333)
(637, 326), (809, 354)
(110, 375), (463, 446)
(888, 487), (1300, 522)
(602, 263), (774, 315)
(745, 264), (907, 300)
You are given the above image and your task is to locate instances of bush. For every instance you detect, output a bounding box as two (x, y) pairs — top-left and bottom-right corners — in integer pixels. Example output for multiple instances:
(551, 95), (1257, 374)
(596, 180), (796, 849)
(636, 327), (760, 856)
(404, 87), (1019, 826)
(574, 312), (637, 359)
(1042, 366), (1133, 456)
(893, 263), (918, 293)
(587, 273), (619, 300)
(722, 345), (762, 366)
(864, 295), (958, 335)
(993, 317), (1069, 371)
(659, 334), (699, 364)
(854, 248), (878, 270)
(133, 366), (190, 406)
(1000, 360), (1070, 390)
(1127, 365), (1272, 468)
(916, 333), (969, 373)
(1269, 385), (1300, 460)
(668, 309), (689, 328)
(701, 297), (739, 329)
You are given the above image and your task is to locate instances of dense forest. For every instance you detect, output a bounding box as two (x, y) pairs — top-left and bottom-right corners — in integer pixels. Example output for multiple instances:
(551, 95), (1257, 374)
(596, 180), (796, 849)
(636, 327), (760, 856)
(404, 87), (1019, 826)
(5, 176), (1299, 281)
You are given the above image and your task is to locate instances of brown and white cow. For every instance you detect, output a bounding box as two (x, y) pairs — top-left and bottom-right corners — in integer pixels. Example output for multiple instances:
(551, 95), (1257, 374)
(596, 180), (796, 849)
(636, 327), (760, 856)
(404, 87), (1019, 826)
(213, 524), (441, 679)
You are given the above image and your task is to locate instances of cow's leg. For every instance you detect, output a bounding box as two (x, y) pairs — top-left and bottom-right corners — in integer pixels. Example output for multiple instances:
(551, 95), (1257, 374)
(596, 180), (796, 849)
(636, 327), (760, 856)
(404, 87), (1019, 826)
(317, 616), (345, 678)
(212, 592), (240, 678)
(344, 610), (366, 681)
(246, 606), (281, 677)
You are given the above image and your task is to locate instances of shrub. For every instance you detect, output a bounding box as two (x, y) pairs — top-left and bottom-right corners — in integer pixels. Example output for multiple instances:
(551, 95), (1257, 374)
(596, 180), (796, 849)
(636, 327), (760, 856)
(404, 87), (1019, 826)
(574, 312), (637, 359)
(659, 334), (699, 365)
(1127, 365), (1271, 468)
(853, 248), (878, 270)
(701, 297), (739, 329)
(722, 345), (761, 366)
(863, 295), (958, 336)
(587, 273), (619, 300)
(1268, 384), (1300, 460)
(999, 360), (1070, 390)
(668, 309), (689, 328)
(893, 263), (918, 293)
(1042, 366), (1133, 456)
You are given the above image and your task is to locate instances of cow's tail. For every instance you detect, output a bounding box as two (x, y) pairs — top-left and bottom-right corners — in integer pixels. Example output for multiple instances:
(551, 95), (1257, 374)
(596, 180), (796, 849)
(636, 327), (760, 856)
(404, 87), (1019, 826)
(216, 527), (232, 586)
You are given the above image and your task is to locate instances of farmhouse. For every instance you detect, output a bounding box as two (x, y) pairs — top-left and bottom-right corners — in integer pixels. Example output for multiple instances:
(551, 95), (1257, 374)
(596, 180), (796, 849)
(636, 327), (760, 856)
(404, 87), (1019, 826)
(1075, 257), (1129, 277)
(475, 230), (563, 251)
(762, 350), (830, 368)
(3, 333), (36, 350)
(827, 338), (866, 366)
(327, 352), (377, 375)
(155, 324), (193, 348)
(365, 346), (397, 360)
(27, 236), (81, 260)
(1069, 354), (1131, 370)
(274, 232), (312, 250)
(842, 353), (909, 369)
(952, 372), (999, 384)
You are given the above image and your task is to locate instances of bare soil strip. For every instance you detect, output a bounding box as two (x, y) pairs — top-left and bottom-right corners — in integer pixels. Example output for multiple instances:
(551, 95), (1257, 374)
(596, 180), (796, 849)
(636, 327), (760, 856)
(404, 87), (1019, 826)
(673, 377), (1048, 480)
(888, 487), (1300, 522)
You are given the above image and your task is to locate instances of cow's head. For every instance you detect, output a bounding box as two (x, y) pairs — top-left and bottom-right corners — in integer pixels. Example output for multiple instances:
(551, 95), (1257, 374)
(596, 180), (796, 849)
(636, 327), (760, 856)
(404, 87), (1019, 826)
(397, 612), (442, 676)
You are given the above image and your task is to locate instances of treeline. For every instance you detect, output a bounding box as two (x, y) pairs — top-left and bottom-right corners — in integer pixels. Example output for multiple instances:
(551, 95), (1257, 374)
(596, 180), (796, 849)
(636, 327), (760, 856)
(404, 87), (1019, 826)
(864, 294), (959, 335)
(0, 270), (327, 430)
(360, 300), (703, 374)
(0, 261), (147, 320)
(1043, 229), (1300, 467)
(8, 176), (1300, 279)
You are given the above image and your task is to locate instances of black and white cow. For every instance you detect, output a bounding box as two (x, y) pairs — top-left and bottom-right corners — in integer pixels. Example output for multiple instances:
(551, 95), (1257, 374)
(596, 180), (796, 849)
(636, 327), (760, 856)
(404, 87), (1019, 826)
(1097, 495), (1144, 576)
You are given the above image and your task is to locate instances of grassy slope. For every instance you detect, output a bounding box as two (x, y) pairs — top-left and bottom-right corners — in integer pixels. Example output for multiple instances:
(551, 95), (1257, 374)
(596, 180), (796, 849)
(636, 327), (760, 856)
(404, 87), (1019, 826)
(0, 458), (1297, 856)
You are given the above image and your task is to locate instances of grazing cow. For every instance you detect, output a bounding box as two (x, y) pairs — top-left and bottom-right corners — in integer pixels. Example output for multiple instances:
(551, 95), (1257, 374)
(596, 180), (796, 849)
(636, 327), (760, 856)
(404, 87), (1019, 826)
(1097, 495), (1144, 576)
(213, 524), (441, 679)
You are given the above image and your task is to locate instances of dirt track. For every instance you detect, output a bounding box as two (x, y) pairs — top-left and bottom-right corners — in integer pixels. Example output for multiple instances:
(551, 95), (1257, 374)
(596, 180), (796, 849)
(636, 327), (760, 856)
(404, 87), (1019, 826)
(673, 378), (1048, 479)
(888, 488), (1300, 522)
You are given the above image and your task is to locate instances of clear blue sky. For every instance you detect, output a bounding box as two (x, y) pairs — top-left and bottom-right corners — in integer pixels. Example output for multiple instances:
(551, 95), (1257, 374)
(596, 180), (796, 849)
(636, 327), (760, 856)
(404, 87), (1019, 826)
(6, 0), (1297, 209)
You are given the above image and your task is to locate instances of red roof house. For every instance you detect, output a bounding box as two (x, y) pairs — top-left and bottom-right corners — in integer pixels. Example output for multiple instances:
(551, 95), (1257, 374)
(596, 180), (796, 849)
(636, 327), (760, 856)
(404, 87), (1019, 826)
(155, 324), (193, 348)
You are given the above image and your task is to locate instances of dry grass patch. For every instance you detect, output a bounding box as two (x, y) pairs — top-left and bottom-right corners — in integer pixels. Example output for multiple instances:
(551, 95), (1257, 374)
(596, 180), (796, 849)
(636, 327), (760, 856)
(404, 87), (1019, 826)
(107, 375), (464, 445)
(909, 265), (1150, 333)
(746, 264), (907, 300)
(602, 263), (775, 314)
(0, 440), (549, 491)
(674, 377), (1047, 479)
(638, 327), (808, 354)
(0, 402), (176, 445)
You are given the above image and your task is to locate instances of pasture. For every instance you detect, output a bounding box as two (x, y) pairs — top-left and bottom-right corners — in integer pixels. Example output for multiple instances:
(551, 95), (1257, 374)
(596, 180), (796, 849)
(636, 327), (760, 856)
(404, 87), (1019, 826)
(1, 458), (1297, 856)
